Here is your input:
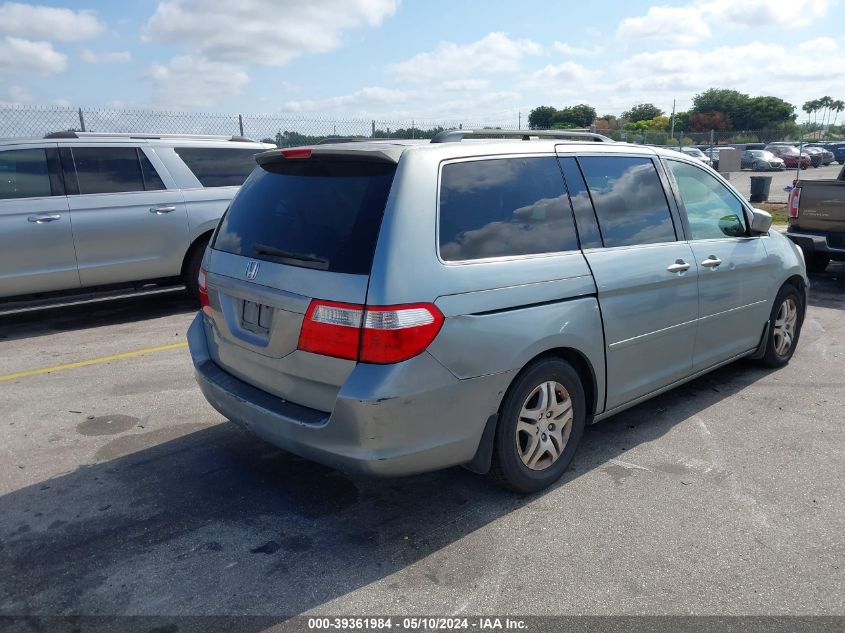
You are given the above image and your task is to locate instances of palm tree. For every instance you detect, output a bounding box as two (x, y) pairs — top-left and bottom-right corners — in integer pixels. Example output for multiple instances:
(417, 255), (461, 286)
(831, 99), (844, 129)
(819, 96), (833, 130)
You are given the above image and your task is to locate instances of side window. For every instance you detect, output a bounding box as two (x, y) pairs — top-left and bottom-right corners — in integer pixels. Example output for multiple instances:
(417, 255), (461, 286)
(579, 156), (676, 248)
(0, 149), (53, 200)
(666, 160), (747, 240)
(139, 150), (166, 191)
(174, 147), (258, 187)
(72, 147), (146, 194)
(439, 157), (579, 261)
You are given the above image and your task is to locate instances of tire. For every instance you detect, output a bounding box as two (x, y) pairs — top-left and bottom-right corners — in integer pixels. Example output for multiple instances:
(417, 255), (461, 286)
(183, 236), (210, 304)
(806, 252), (830, 273)
(758, 284), (804, 368)
(753, 161), (763, 171)
(801, 164), (808, 170)
(489, 358), (586, 493)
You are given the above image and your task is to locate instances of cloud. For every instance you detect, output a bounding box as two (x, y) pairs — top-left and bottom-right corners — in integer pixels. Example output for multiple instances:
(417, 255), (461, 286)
(612, 39), (845, 108)
(143, 0), (397, 65)
(529, 61), (592, 84)
(146, 55), (249, 108)
(0, 2), (104, 41)
(82, 50), (132, 64)
(391, 32), (542, 81)
(0, 85), (34, 106)
(284, 86), (413, 113)
(0, 37), (67, 75)
(553, 42), (602, 56)
(442, 79), (492, 92)
(617, 6), (710, 45)
(617, 0), (832, 45)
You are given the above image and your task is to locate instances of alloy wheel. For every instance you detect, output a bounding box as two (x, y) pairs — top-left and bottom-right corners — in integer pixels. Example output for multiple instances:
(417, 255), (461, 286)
(516, 381), (573, 471)
(773, 297), (798, 357)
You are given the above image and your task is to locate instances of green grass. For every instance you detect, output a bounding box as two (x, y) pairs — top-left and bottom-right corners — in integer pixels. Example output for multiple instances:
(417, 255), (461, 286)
(755, 202), (788, 224)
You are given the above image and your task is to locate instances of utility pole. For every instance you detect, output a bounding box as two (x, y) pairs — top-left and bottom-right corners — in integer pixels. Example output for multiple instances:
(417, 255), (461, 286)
(518, 111), (521, 130)
(669, 99), (676, 142)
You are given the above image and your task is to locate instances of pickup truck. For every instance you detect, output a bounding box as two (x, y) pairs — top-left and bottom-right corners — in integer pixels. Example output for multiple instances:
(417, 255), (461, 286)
(786, 163), (845, 272)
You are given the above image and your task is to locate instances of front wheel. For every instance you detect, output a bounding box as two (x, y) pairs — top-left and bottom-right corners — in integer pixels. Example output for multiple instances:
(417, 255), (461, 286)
(758, 284), (804, 368)
(489, 359), (586, 493)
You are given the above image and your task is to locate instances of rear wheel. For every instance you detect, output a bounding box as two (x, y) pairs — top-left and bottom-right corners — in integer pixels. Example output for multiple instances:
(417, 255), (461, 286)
(758, 284), (804, 368)
(489, 359), (586, 493)
(183, 236), (210, 304)
(805, 252), (830, 273)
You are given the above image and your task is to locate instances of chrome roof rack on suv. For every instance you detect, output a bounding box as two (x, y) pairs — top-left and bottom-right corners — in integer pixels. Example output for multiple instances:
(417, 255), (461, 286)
(43, 131), (257, 142)
(430, 128), (613, 143)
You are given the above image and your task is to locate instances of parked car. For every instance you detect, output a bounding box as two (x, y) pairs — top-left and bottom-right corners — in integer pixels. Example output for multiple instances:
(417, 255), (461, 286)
(188, 130), (808, 493)
(0, 132), (274, 305)
(765, 144), (811, 169)
(678, 146), (713, 166)
(802, 146), (825, 168)
(741, 150), (785, 171)
(786, 162), (845, 272)
(823, 142), (845, 164)
(805, 145), (835, 166)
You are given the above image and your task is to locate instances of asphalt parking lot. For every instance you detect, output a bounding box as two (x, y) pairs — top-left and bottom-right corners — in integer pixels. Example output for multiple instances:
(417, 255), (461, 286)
(0, 265), (843, 620)
(729, 162), (842, 203)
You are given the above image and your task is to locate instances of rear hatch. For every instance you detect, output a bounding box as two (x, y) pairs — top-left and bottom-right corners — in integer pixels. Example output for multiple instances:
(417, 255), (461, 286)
(202, 147), (399, 413)
(791, 166), (845, 235)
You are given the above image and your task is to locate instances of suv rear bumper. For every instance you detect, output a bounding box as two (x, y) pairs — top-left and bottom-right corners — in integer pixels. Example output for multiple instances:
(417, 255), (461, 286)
(188, 313), (514, 476)
(786, 229), (845, 260)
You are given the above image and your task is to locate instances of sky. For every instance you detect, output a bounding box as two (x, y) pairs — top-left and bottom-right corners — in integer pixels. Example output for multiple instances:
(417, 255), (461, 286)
(1, 0), (844, 124)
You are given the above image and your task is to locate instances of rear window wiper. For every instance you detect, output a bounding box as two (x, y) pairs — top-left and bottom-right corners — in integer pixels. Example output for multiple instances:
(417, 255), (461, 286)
(253, 243), (329, 267)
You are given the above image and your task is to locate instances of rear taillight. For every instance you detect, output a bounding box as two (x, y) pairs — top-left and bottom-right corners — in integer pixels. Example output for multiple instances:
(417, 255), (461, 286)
(198, 267), (211, 315)
(297, 300), (444, 364)
(788, 186), (801, 219)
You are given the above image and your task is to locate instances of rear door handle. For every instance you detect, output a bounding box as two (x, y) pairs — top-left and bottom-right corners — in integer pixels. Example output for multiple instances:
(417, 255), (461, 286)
(667, 259), (691, 273)
(701, 256), (722, 268)
(149, 206), (176, 214)
(27, 214), (62, 223)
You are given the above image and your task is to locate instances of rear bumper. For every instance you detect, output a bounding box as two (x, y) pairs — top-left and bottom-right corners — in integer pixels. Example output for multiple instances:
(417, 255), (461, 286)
(187, 313), (514, 476)
(786, 229), (845, 259)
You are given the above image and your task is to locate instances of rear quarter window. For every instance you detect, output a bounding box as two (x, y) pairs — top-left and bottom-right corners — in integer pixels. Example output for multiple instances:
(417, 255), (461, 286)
(175, 147), (260, 187)
(438, 156), (579, 261)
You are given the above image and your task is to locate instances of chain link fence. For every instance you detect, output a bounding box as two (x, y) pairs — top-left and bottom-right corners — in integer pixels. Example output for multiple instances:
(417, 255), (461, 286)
(0, 105), (520, 145)
(593, 128), (796, 147)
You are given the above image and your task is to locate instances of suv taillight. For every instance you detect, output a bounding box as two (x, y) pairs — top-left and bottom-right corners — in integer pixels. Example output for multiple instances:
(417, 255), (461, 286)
(198, 267), (211, 314)
(788, 186), (801, 219)
(297, 300), (444, 364)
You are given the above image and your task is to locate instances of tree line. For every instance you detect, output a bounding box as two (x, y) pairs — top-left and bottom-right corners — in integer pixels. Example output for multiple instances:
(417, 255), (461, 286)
(528, 88), (844, 141)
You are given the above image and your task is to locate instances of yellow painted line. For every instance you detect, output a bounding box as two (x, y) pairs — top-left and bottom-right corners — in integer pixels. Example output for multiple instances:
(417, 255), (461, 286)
(0, 341), (188, 383)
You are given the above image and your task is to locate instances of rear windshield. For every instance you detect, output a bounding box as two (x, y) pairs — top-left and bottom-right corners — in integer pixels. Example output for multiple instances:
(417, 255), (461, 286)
(213, 159), (396, 274)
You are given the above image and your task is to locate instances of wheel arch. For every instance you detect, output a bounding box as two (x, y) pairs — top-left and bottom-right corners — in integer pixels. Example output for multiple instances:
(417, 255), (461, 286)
(464, 345), (599, 476)
(180, 230), (214, 279)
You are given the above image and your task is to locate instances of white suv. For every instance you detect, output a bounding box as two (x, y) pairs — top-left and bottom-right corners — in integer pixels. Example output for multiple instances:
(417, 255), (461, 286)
(0, 132), (273, 306)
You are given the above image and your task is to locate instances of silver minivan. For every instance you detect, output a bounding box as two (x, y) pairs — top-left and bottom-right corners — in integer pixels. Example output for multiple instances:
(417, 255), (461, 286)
(188, 130), (808, 492)
(0, 132), (272, 305)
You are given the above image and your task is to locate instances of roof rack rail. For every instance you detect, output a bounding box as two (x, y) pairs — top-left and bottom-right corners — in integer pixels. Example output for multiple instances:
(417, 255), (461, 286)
(43, 131), (257, 142)
(429, 129), (613, 144)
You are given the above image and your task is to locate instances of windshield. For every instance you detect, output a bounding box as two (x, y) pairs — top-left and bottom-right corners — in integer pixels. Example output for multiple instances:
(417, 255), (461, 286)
(683, 148), (704, 157)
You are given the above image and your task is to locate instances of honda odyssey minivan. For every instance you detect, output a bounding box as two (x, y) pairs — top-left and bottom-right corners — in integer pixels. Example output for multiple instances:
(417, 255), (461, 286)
(188, 130), (808, 492)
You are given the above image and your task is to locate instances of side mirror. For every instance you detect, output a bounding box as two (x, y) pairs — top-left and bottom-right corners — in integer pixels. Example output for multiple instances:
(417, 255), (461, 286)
(749, 208), (773, 235)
